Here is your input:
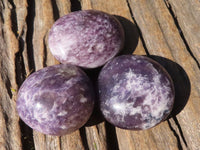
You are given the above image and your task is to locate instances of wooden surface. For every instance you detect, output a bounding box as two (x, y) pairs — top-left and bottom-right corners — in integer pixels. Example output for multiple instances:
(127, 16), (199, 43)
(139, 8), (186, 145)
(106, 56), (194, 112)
(0, 0), (200, 149)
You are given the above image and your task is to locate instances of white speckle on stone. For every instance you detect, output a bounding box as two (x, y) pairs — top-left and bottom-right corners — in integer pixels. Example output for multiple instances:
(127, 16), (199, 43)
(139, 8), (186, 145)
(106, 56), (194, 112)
(96, 43), (105, 53)
(87, 46), (93, 53)
(129, 106), (142, 116)
(112, 83), (120, 92)
(80, 96), (87, 103)
(60, 125), (67, 129)
(57, 111), (68, 116)
(106, 34), (112, 38)
(80, 88), (85, 91)
(125, 69), (136, 80)
(112, 101), (136, 122)
(113, 73), (119, 80)
(35, 103), (42, 109)
(126, 80), (133, 91)
(102, 109), (110, 116)
(51, 102), (59, 111)
(50, 80), (56, 85)
(113, 103), (124, 111)
(34, 109), (49, 123)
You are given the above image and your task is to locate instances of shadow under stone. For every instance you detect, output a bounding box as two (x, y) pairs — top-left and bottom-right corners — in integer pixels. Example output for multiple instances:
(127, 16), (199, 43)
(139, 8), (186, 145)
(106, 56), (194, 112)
(114, 15), (139, 55)
(84, 67), (105, 127)
(149, 55), (191, 118)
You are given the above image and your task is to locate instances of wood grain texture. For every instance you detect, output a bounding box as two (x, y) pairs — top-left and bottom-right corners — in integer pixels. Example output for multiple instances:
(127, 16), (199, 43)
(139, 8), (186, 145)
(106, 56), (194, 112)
(128, 0), (200, 149)
(0, 0), (23, 150)
(166, 0), (200, 65)
(0, 0), (200, 150)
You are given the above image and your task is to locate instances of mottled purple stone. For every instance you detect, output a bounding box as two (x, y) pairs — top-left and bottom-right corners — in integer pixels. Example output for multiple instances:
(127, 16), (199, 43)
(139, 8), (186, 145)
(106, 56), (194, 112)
(98, 55), (175, 130)
(17, 64), (94, 135)
(48, 10), (124, 68)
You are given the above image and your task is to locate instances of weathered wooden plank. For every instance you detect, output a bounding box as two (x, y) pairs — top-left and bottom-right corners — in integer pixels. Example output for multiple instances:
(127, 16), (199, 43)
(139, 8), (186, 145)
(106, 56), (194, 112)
(54, 0), (71, 17)
(128, 0), (200, 149)
(85, 124), (107, 150)
(166, 0), (200, 65)
(32, 0), (56, 71)
(0, 0), (200, 149)
(60, 130), (85, 150)
(0, 17), (10, 150)
(0, 0), (23, 150)
(117, 123), (181, 150)
(13, 0), (28, 36)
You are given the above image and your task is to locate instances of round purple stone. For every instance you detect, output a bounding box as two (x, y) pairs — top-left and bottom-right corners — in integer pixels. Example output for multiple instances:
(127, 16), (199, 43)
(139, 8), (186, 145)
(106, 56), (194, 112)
(17, 64), (94, 135)
(98, 55), (175, 130)
(48, 10), (124, 68)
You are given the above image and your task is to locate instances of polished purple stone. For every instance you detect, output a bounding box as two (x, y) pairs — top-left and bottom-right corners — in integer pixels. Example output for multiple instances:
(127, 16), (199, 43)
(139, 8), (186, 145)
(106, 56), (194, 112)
(48, 10), (124, 68)
(98, 55), (175, 130)
(17, 64), (94, 135)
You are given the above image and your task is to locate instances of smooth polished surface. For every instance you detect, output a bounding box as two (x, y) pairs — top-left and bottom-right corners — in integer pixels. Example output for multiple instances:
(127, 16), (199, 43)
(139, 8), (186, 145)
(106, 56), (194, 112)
(48, 10), (124, 68)
(98, 55), (175, 130)
(17, 64), (94, 135)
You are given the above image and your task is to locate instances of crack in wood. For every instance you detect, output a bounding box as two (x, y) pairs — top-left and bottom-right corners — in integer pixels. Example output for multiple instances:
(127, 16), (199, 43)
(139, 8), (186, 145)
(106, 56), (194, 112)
(105, 122), (119, 150)
(80, 127), (90, 150)
(167, 116), (189, 150)
(58, 136), (62, 150)
(16, 1), (36, 150)
(173, 116), (188, 148)
(51, 0), (60, 21)
(26, 0), (36, 72)
(0, 2), (5, 23)
(43, 35), (48, 67)
(126, 0), (150, 56)
(5, 78), (12, 100)
(0, 0), (5, 9)
(1, 109), (11, 150)
(7, 0), (18, 37)
(164, 0), (200, 69)
(15, 36), (26, 87)
(70, 0), (81, 12)
(19, 120), (35, 150)
(167, 120), (183, 150)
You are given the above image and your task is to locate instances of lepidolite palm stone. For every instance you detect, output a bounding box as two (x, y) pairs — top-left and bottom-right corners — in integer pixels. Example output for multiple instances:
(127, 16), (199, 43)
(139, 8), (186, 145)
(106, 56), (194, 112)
(17, 64), (94, 135)
(98, 55), (175, 130)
